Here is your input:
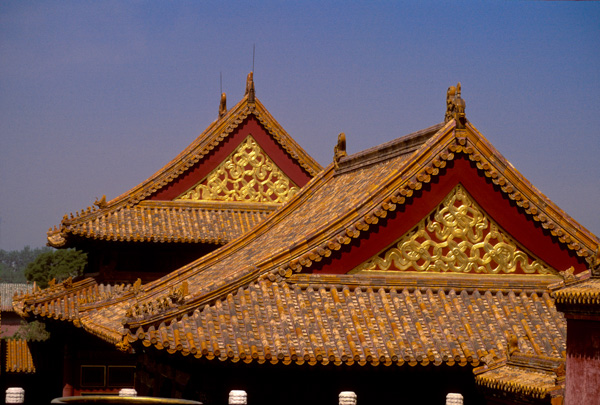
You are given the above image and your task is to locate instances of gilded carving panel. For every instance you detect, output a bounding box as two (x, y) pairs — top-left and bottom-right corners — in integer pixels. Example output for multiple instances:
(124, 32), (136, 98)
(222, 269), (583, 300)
(351, 185), (554, 275)
(176, 135), (299, 204)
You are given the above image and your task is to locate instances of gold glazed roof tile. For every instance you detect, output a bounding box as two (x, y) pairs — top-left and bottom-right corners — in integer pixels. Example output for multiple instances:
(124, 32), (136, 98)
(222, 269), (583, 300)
(48, 91), (322, 248)
(554, 278), (600, 306)
(54, 114), (598, 344)
(13, 277), (132, 330)
(5, 339), (35, 373)
(474, 352), (565, 401)
(550, 269), (600, 307)
(121, 279), (565, 367)
(475, 364), (561, 400)
(111, 118), (598, 334)
(50, 203), (277, 247)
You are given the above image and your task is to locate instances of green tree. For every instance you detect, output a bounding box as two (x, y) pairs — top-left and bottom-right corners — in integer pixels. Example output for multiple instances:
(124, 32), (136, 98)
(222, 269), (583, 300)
(24, 249), (87, 288)
(0, 246), (51, 283)
(12, 320), (51, 341)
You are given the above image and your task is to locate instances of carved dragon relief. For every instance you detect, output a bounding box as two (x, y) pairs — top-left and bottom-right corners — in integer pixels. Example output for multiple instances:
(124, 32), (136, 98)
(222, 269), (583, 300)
(176, 135), (299, 204)
(350, 184), (556, 275)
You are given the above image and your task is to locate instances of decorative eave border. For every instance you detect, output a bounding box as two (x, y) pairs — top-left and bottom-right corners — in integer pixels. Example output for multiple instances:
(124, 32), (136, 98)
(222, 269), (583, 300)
(475, 371), (563, 401)
(550, 271), (600, 313)
(287, 273), (560, 295)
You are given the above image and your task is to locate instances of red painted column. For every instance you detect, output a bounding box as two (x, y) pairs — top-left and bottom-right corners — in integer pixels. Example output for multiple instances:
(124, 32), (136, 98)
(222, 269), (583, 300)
(565, 316), (600, 405)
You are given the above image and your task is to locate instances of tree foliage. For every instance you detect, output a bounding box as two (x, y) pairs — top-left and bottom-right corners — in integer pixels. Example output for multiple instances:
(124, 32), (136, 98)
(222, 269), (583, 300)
(24, 249), (87, 288)
(0, 246), (52, 283)
(12, 320), (51, 341)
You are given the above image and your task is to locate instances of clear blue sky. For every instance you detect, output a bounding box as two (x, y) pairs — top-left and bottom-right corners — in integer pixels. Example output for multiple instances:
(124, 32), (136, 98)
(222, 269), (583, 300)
(1, 1), (599, 251)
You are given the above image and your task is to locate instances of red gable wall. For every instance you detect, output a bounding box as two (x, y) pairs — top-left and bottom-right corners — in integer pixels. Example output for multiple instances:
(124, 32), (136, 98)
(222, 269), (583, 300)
(312, 156), (588, 275)
(149, 115), (313, 201)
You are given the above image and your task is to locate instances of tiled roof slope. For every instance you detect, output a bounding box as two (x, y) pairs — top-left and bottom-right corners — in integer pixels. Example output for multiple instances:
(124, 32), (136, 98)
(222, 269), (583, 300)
(21, 112), (600, 342)
(48, 202), (277, 246)
(474, 352), (565, 403)
(4, 339), (35, 373)
(550, 253), (600, 312)
(1, 283), (32, 311)
(127, 278), (565, 367)
(47, 85), (322, 248)
(13, 277), (132, 344)
(553, 274), (600, 307)
(108, 118), (598, 335)
(16, 94), (600, 402)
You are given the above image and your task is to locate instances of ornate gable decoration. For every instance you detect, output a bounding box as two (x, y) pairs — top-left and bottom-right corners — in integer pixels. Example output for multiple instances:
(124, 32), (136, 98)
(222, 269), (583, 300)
(176, 135), (299, 204)
(351, 185), (555, 275)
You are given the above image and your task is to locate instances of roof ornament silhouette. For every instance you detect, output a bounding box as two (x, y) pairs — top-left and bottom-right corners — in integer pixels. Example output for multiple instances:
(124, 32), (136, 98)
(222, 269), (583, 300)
(333, 132), (347, 170)
(218, 92), (227, 119)
(445, 82), (467, 128)
(93, 195), (107, 209)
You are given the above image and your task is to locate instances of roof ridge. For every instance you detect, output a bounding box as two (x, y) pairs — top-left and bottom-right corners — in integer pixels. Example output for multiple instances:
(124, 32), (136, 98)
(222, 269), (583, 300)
(335, 122), (446, 175)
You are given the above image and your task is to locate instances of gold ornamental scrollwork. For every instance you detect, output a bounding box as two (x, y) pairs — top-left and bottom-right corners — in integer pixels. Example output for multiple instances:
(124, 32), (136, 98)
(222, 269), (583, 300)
(176, 135), (299, 203)
(351, 185), (554, 275)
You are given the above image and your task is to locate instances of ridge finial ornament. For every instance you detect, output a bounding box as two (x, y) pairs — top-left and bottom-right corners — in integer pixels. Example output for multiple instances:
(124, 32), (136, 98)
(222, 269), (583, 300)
(245, 72), (255, 103)
(94, 195), (107, 209)
(219, 92), (227, 118)
(132, 278), (142, 295)
(445, 82), (467, 129)
(334, 132), (347, 170)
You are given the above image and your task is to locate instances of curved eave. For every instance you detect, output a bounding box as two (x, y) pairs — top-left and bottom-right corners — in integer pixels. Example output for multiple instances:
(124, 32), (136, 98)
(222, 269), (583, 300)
(13, 278), (133, 331)
(48, 201), (280, 247)
(475, 364), (563, 401)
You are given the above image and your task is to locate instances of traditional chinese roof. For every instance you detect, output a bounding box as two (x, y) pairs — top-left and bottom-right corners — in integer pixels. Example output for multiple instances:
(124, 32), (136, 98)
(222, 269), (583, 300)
(47, 75), (322, 248)
(4, 338), (36, 373)
(13, 277), (131, 333)
(550, 255), (600, 315)
(130, 279), (566, 366)
(1, 283), (32, 312)
(474, 352), (565, 403)
(553, 273), (600, 307)
(18, 85), (600, 402)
